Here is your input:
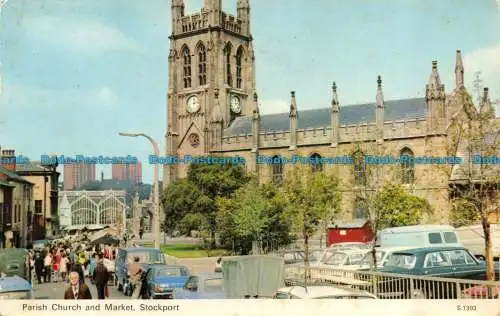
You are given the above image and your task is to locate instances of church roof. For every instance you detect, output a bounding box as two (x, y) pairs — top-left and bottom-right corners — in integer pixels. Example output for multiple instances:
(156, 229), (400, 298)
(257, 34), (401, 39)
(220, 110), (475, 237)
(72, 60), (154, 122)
(225, 97), (427, 136)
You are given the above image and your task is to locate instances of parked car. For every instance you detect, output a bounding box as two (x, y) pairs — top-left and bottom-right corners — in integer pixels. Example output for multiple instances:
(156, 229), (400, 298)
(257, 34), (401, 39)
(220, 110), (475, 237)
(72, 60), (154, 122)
(455, 224), (500, 260)
(0, 248), (30, 281)
(115, 247), (166, 293)
(376, 225), (462, 249)
(0, 274), (33, 299)
(462, 284), (500, 299)
(275, 249), (323, 265)
(273, 286), (377, 299)
(174, 273), (225, 299)
(142, 264), (190, 299)
(355, 247), (415, 270)
(377, 246), (500, 299)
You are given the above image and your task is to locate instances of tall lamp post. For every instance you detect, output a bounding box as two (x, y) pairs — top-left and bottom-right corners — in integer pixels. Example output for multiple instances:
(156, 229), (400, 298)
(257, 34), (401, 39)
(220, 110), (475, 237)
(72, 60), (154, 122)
(119, 132), (161, 249)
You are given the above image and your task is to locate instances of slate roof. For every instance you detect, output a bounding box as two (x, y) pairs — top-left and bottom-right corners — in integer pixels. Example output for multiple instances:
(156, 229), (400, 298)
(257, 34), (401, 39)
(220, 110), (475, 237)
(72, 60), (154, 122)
(225, 98), (427, 136)
(0, 166), (33, 184)
(15, 161), (52, 173)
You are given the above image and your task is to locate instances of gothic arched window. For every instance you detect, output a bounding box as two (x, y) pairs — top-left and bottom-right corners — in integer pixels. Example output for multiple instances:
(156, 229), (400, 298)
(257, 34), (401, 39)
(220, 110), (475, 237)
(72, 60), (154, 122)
(182, 46), (192, 88)
(271, 155), (283, 185)
(353, 197), (369, 219)
(400, 147), (415, 184)
(310, 153), (323, 173)
(236, 47), (243, 88)
(224, 44), (232, 86)
(197, 44), (207, 86)
(353, 151), (366, 186)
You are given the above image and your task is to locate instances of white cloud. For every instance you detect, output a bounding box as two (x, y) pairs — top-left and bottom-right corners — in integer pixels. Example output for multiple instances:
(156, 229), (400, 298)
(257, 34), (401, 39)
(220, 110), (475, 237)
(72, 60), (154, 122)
(21, 16), (144, 55)
(464, 44), (500, 113)
(260, 99), (289, 115)
(0, 83), (119, 109)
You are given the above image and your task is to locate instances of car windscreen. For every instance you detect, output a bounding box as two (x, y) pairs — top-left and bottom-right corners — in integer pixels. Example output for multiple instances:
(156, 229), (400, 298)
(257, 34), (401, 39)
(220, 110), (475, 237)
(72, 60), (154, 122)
(126, 251), (163, 264)
(384, 253), (416, 269)
(322, 252), (346, 265)
(155, 267), (188, 277)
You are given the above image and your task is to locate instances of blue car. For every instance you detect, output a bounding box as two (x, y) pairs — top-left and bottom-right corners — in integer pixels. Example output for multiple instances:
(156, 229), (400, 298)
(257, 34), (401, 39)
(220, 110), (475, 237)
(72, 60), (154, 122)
(142, 264), (190, 299)
(0, 274), (33, 299)
(174, 273), (225, 299)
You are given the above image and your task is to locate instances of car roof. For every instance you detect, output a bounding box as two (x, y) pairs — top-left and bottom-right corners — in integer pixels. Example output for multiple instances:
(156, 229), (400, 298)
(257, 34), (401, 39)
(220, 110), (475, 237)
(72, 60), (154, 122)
(324, 248), (370, 254)
(0, 275), (32, 293)
(278, 286), (375, 298)
(379, 225), (455, 233)
(391, 246), (466, 255)
(150, 264), (187, 269)
(376, 246), (416, 252)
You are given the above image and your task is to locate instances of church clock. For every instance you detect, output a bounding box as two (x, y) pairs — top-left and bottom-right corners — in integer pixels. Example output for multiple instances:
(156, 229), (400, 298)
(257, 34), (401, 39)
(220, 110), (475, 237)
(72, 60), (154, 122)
(186, 95), (200, 113)
(230, 95), (241, 114)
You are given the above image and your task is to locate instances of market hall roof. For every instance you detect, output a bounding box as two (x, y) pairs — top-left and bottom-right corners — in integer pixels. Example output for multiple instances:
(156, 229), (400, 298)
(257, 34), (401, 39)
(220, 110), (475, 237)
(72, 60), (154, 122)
(224, 98), (427, 136)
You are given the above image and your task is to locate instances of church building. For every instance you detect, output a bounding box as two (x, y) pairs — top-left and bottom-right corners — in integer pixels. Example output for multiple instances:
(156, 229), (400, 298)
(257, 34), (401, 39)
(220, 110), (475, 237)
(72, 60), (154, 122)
(163, 0), (497, 222)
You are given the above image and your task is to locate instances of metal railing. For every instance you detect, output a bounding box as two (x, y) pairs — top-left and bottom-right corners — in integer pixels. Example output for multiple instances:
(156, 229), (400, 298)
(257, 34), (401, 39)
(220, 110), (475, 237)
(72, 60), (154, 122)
(284, 266), (500, 299)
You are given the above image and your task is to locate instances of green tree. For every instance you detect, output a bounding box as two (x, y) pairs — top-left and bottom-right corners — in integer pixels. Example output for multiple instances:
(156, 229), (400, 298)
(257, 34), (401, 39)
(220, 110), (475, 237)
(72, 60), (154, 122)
(282, 165), (342, 280)
(442, 89), (499, 283)
(179, 213), (209, 236)
(231, 180), (270, 251)
(371, 183), (432, 230)
(162, 179), (203, 234)
(186, 161), (251, 245)
(216, 181), (293, 255)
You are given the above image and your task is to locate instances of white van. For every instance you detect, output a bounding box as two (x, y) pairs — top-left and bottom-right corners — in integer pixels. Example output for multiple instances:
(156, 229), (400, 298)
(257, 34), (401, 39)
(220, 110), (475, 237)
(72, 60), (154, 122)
(455, 224), (500, 260)
(376, 225), (462, 249)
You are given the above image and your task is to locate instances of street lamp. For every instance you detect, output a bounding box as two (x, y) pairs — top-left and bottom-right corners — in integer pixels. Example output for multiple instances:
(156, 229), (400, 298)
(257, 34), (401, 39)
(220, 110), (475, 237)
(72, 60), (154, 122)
(119, 132), (161, 249)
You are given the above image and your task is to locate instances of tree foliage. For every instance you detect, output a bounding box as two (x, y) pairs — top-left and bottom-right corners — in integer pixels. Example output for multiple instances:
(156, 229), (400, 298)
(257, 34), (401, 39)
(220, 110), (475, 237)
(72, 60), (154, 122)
(372, 183), (432, 230)
(216, 181), (293, 255)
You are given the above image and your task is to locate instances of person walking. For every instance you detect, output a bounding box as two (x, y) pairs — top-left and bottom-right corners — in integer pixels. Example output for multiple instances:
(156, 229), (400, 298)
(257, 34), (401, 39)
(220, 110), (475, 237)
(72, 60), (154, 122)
(43, 252), (52, 283)
(59, 253), (69, 283)
(34, 252), (44, 284)
(128, 256), (143, 299)
(88, 253), (97, 284)
(94, 253), (109, 299)
(64, 272), (92, 299)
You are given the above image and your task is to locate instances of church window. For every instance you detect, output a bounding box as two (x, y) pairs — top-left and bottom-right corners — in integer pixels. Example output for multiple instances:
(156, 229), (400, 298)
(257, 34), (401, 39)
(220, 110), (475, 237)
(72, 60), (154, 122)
(183, 46), (192, 88)
(353, 197), (369, 219)
(198, 44), (207, 86)
(400, 147), (415, 184)
(271, 155), (284, 185)
(353, 151), (366, 186)
(310, 153), (323, 173)
(236, 47), (243, 88)
(225, 44), (232, 86)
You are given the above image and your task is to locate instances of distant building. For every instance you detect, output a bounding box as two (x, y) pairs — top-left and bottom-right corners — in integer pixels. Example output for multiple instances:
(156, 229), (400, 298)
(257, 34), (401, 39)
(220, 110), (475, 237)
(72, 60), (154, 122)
(16, 160), (60, 239)
(112, 162), (142, 184)
(0, 149), (34, 248)
(63, 163), (95, 190)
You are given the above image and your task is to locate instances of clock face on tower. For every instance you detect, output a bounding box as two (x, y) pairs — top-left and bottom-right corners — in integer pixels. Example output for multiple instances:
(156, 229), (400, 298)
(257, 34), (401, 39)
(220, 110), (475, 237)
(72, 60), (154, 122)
(186, 95), (200, 113)
(230, 96), (241, 114)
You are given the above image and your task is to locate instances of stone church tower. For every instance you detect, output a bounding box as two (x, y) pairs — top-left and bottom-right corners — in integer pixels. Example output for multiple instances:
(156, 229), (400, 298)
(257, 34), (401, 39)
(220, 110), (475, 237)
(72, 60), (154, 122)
(164, 0), (256, 185)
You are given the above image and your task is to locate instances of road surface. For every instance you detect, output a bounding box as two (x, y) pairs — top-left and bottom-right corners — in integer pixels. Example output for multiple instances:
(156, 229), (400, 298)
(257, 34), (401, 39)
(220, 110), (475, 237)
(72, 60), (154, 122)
(32, 277), (128, 300)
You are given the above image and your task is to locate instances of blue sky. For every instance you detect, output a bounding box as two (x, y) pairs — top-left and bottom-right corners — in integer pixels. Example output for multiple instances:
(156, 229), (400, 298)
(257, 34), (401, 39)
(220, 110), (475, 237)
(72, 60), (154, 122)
(1, 0), (499, 183)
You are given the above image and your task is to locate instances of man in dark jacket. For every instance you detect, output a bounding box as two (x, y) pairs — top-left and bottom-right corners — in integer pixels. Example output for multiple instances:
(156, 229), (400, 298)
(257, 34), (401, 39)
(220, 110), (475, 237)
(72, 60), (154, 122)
(34, 252), (44, 284)
(94, 253), (109, 299)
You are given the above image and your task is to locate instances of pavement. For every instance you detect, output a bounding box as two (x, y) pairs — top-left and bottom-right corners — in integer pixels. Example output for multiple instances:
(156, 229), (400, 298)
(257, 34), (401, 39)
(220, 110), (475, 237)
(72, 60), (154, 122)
(32, 276), (128, 300)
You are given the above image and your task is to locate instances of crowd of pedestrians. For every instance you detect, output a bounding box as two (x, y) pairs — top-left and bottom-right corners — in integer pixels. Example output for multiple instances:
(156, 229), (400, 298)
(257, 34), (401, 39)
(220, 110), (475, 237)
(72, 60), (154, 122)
(28, 242), (117, 300)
